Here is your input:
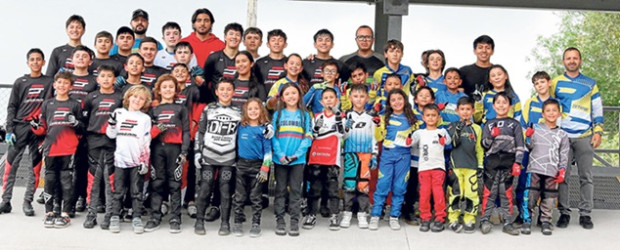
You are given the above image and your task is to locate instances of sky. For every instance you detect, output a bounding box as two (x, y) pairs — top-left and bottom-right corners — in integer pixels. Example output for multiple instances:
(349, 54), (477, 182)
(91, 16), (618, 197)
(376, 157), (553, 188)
(0, 0), (564, 102)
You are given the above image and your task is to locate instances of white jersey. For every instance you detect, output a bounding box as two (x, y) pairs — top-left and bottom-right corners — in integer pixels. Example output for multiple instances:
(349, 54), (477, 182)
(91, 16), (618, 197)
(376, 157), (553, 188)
(411, 128), (451, 172)
(195, 102), (241, 166)
(308, 112), (345, 167)
(343, 110), (377, 154)
(154, 50), (199, 71)
(106, 108), (152, 168)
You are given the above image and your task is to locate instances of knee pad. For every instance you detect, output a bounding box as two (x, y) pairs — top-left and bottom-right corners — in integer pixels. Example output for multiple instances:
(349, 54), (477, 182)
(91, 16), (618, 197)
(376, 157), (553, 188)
(464, 198), (477, 214)
(220, 169), (233, 182)
(202, 169), (214, 182)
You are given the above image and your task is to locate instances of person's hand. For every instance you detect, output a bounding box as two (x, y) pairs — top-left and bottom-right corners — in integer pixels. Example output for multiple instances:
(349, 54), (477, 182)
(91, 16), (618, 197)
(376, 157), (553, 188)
(314, 116), (324, 132)
(406, 132), (413, 147)
(256, 165), (270, 183)
(370, 154), (378, 170)
(330, 106), (343, 121)
(5, 133), (16, 147)
(473, 84), (484, 102)
(156, 123), (168, 132)
(554, 167), (566, 183)
(67, 114), (79, 127)
(108, 111), (117, 126)
(138, 163), (149, 175)
(337, 80), (348, 94)
(437, 102), (448, 111)
(455, 120), (466, 132)
(591, 133), (602, 148)
(511, 163), (521, 177)
(525, 123), (535, 138)
(312, 82), (329, 90)
(416, 75), (425, 87)
(263, 123), (274, 139)
(194, 153), (203, 170)
(491, 126), (501, 138)
(438, 133), (447, 146)
(176, 154), (187, 165)
(29, 117), (41, 130)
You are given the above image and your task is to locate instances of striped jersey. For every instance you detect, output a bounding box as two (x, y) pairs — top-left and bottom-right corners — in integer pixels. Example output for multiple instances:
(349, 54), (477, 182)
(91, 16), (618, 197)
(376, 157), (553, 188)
(271, 109), (313, 165)
(474, 89), (522, 124)
(343, 110), (377, 154)
(195, 102), (241, 166)
(551, 73), (603, 138)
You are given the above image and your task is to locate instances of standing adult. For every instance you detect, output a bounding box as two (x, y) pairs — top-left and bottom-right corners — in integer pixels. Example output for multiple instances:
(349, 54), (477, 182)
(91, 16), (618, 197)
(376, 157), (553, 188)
(459, 35), (494, 99)
(552, 47), (603, 230)
(110, 9), (163, 56)
(180, 8), (225, 69)
(339, 25), (385, 77)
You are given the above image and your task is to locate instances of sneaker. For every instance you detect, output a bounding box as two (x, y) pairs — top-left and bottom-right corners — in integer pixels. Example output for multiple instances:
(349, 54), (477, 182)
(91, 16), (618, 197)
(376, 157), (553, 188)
(420, 221), (431, 232)
(109, 216), (121, 233)
(123, 208), (133, 222)
(100, 214), (111, 230)
(431, 220), (444, 232)
(369, 216), (380, 230)
(502, 223), (520, 235)
(75, 197), (86, 212)
(512, 216), (523, 228)
(389, 217), (401, 230)
(160, 201), (169, 216)
(132, 217), (144, 234)
(357, 212), (369, 229)
(541, 221), (553, 235)
(194, 219), (206, 235)
(320, 206), (330, 218)
(449, 222), (463, 233)
(556, 214), (570, 228)
(463, 223), (475, 234)
(302, 215), (317, 229)
(205, 206), (220, 222)
(579, 216), (594, 229)
(44, 213), (55, 228)
(521, 222), (531, 235)
(219, 222), (230, 236)
(187, 202), (197, 218)
(23, 201), (34, 216)
(83, 213), (97, 229)
(289, 223), (300, 237)
(249, 224), (261, 237)
(232, 223), (243, 236)
(36, 194), (45, 204)
(96, 205), (106, 214)
(144, 220), (160, 232)
(54, 215), (71, 228)
(0, 201), (12, 214)
(340, 211), (352, 228)
(329, 214), (340, 231)
(275, 220), (286, 236)
(67, 205), (76, 218)
(169, 220), (181, 234)
(480, 220), (492, 234)
(404, 212), (419, 226)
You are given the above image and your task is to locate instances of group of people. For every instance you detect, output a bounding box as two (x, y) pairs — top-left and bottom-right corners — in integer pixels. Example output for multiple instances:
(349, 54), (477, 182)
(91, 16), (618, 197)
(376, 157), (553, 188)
(0, 7), (604, 239)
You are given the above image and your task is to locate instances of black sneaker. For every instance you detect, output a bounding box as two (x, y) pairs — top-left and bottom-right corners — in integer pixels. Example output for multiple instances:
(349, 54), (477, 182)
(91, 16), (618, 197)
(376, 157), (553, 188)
(320, 206), (330, 218)
(100, 214), (111, 230)
(512, 216), (523, 228)
(463, 223), (475, 234)
(219, 222), (230, 236)
(420, 221), (431, 232)
(449, 222), (463, 233)
(275, 220), (286, 236)
(68, 206), (76, 218)
(144, 220), (160, 232)
(55, 215), (71, 228)
(96, 205), (106, 214)
(0, 201), (12, 214)
(205, 206), (220, 222)
(404, 212), (419, 226)
(194, 219), (206, 235)
(232, 223), (243, 236)
(579, 216), (594, 229)
(329, 214), (340, 231)
(521, 222), (531, 235)
(480, 220), (492, 234)
(431, 220), (445, 232)
(556, 214), (570, 228)
(123, 208), (133, 222)
(502, 223), (520, 235)
(541, 222), (553, 235)
(44, 213), (56, 228)
(75, 197), (86, 212)
(169, 220), (181, 234)
(302, 215), (317, 229)
(36, 194), (45, 204)
(83, 213), (97, 229)
(289, 223), (300, 237)
(249, 224), (261, 237)
(23, 201), (34, 216)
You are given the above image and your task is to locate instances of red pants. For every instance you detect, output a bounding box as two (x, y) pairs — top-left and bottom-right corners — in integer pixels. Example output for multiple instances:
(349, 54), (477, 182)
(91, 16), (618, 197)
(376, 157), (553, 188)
(419, 169), (446, 222)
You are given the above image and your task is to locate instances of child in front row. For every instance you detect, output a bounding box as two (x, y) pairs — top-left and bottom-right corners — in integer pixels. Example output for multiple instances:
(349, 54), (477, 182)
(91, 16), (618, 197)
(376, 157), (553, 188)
(521, 99), (569, 235)
(479, 91), (525, 235)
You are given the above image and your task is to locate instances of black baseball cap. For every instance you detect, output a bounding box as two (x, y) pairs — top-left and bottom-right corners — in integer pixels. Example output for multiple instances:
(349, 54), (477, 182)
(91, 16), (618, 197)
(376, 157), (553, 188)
(132, 9), (149, 21)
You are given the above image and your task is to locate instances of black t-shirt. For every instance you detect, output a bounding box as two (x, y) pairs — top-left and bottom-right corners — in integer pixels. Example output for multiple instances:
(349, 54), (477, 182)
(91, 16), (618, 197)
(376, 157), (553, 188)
(460, 63), (491, 97)
(203, 51), (237, 103)
(339, 51), (385, 78)
(70, 73), (98, 104)
(90, 58), (124, 76)
(232, 78), (266, 108)
(254, 55), (286, 94)
(302, 57), (346, 85)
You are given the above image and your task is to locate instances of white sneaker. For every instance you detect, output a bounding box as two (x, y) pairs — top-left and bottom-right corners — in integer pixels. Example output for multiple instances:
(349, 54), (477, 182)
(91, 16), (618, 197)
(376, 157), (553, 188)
(132, 217), (144, 234)
(369, 216), (380, 230)
(389, 217), (401, 230)
(340, 211), (352, 228)
(357, 212), (369, 229)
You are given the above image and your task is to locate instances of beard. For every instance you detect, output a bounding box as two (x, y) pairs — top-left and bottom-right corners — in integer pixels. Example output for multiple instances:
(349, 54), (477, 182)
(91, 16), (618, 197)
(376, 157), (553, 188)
(134, 28), (147, 35)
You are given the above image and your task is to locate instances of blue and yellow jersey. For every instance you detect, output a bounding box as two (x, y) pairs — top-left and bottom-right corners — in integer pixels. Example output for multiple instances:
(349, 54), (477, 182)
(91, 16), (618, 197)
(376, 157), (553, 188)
(341, 77), (378, 111)
(551, 73), (604, 138)
(373, 64), (414, 90)
(376, 112), (417, 149)
(474, 89), (522, 124)
(303, 83), (341, 114)
(267, 76), (298, 100)
(435, 90), (468, 123)
(411, 75), (447, 94)
(521, 95), (557, 129)
(272, 109), (313, 165)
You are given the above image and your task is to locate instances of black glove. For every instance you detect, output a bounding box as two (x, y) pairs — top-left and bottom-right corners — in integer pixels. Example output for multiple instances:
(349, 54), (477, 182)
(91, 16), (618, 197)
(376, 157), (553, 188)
(108, 111), (117, 126)
(476, 168), (484, 180)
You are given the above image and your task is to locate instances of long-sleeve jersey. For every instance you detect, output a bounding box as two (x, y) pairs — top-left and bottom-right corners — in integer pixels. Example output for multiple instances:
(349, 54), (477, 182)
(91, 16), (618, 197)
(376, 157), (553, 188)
(339, 51), (385, 76)
(413, 75), (446, 94)
(237, 124), (272, 163)
(520, 95), (554, 130)
(448, 121), (484, 170)
(33, 98), (83, 157)
(105, 108), (152, 168)
(153, 49), (198, 71)
(551, 73), (604, 138)
(526, 123), (569, 177)
(343, 110), (378, 154)
(302, 57), (345, 85)
(150, 103), (190, 155)
(110, 38), (163, 56)
(308, 112), (345, 166)
(6, 74), (54, 133)
(232, 78), (267, 108)
(141, 65), (170, 89)
(411, 128), (451, 172)
(474, 89), (522, 124)
(254, 55), (286, 94)
(195, 102), (241, 166)
(82, 90), (123, 148)
(372, 64), (414, 90)
(271, 109), (313, 165)
(303, 84), (341, 114)
(46, 44), (75, 76)
(70, 73), (98, 104)
(203, 51), (236, 86)
(482, 117), (525, 165)
(176, 85), (203, 140)
(376, 112), (416, 149)
(435, 90), (468, 123)
(90, 58), (124, 76)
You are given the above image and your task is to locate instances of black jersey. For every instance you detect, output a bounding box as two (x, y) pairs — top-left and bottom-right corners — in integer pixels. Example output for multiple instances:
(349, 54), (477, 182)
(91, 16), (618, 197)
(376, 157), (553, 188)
(141, 65), (169, 89)
(33, 98), (83, 157)
(203, 51), (237, 84)
(150, 103), (190, 155)
(302, 57), (346, 85)
(6, 74), (54, 133)
(340, 52), (385, 77)
(481, 117), (526, 166)
(83, 90), (123, 148)
(70, 74), (98, 104)
(254, 55), (286, 94)
(111, 54), (128, 65)
(90, 58), (124, 76)
(459, 63), (491, 97)
(46, 44), (75, 76)
(176, 85), (203, 141)
(232, 78), (266, 108)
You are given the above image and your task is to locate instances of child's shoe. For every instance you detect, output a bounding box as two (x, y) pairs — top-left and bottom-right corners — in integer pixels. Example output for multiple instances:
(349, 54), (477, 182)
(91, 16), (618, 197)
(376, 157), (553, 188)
(232, 223), (243, 236)
(219, 222), (231, 236)
(541, 222), (553, 235)
(357, 212), (369, 229)
(329, 214), (340, 231)
(502, 223), (520, 236)
(302, 215), (317, 229)
(169, 220), (181, 234)
(249, 224), (261, 237)
(289, 222), (300, 237)
(449, 221), (463, 233)
(389, 217), (401, 230)
(144, 219), (160, 232)
(275, 219), (286, 236)
(109, 216), (121, 233)
(187, 202), (197, 218)
(132, 217), (144, 234)
(43, 212), (55, 228)
(83, 213), (97, 228)
(521, 222), (531, 235)
(480, 220), (492, 234)
(54, 215), (71, 228)
(431, 220), (444, 232)
(512, 216), (523, 228)
(194, 219), (206, 235)
(463, 222), (475, 234)
(368, 216), (380, 230)
(420, 221), (431, 232)
(340, 211), (352, 228)
(100, 214), (111, 230)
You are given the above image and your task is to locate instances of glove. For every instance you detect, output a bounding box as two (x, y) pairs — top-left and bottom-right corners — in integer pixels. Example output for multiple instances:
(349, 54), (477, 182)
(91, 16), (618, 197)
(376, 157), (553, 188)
(373, 102), (382, 114)
(438, 133), (446, 146)
(337, 80), (347, 94)
(114, 76), (127, 89)
(554, 167), (566, 183)
(455, 120), (466, 132)
(263, 123), (274, 139)
(476, 168), (484, 180)
(472, 84), (483, 102)
(256, 165), (270, 183)
(406, 132), (413, 146)
(176, 154), (187, 165)
(190, 66), (204, 77)
(138, 163), (148, 175)
(525, 123), (535, 137)
(370, 154), (378, 170)
(345, 114), (354, 130)
(437, 102), (448, 111)
(416, 75), (426, 87)
(5, 133), (16, 147)
(279, 156), (297, 165)
(156, 123), (168, 132)
(491, 126), (501, 138)
(67, 114), (79, 127)
(511, 163), (521, 177)
(314, 116), (324, 132)
(108, 111), (117, 126)
(369, 79), (379, 91)
(372, 115), (381, 125)
(312, 82), (329, 90)
(29, 117), (41, 130)
(329, 106), (343, 120)
(194, 153), (203, 170)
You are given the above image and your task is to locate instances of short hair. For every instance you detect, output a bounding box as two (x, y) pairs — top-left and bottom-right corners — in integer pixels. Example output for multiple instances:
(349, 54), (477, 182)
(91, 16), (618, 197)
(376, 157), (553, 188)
(191, 8), (214, 24)
(493, 91), (512, 105)
(384, 39), (404, 53)
(355, 25), (374, 37)
(123, 85), (152, 113)
(456, 96), (474, 108)
(531, 71), (551, 83)
(174, 41), (193, 54)
(116, 26), (135, 39)
(385, 73), (402, 84)
(139, 37), (158, 49)
(542, 98), (561, 112)
(66, 14), (85, 29)
(350, 62), (368, 74)
(473, 35), (495, 49)
(267, 29), (287, 41)
(171, 63), (189, 72)
(563, 47), (582, 60)
(162, 22), (181, 34)
(349, 83), (368, 94)
(97, 64), (116, 76)
(27, 48), (45, 60)
(444, 67), (461, 78)
(321, 87), (337, 99)
(423, 103), (440, 114)
(313, 29), (334, 42)
(215, 77), (235, 90)
(244, 27), (263, 39)
(127, 53), (145, 64)
(95, 31), (113, 42)
(425, 49), (446, 72)
(54, 71), (74, 85)
(322, 59), (339, 72)
(224, 23), (244, 35)
(415, 86), (436, 100)
(72, 45), (94, 59)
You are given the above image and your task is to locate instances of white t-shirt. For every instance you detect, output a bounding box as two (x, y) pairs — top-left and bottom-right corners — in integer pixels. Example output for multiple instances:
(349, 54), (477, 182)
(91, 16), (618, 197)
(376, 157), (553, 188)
(411, 128), (451, 172)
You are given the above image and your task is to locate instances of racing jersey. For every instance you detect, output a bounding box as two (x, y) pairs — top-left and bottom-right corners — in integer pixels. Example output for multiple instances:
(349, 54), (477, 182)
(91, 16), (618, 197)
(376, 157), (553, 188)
(551, 73), (604, 138)
(6, 74), (54, 133)
(150, 103), (190, 155)
(195, 102), (241, 166)
(106, 108), (152, 168)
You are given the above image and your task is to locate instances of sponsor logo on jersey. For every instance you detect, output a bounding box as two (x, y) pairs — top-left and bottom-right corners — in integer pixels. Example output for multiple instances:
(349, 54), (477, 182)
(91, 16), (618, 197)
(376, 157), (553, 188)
(158, 110), (175, 123)
(267, 66), (285, 79)
(98, 98), (117, 110)
(141, 73), (157, 86)
(53, 107), (71, 120)
(27, 84), (45, 97)
(207, 114), (238, 136)
(176, 94), (187, 105)
(120, 119), (138, 131)
(223, 66), (237, 78)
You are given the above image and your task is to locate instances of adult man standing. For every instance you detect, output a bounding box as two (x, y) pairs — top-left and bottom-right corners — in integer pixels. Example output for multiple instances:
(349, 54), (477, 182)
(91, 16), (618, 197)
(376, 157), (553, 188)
(110, 9), (162, 56)
(180, 8), (225, 69)
(459, 35), (494, 99)
(552, 47), (603, 230)
(339, 25), (385, 77)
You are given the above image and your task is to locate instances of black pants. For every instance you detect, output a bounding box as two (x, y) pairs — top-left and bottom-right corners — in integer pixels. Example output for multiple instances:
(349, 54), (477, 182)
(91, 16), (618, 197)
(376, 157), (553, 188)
(306, 165), (339, 216)
(183, 142), (196, 205)
(274, 164), (304, 224)
(481, 153), (516, 222)
(402, 166), (419, 215)
(86, 146), (114, 215)
(196, 165), (234, 223)
(233, 159), (263, 224)
(2, 123), (43, 203)
(44, 155), (74, 214)
(150, 143), (183, 222)
(111, 167), (144, 218)
(72, 140), (89, 206)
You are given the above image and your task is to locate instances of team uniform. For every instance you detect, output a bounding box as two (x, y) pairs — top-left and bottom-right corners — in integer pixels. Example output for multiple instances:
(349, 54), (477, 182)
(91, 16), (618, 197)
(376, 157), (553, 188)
(46, 44), (76, 75)
(303, 84), (341, 114)
(340, 52), (385, 77)
(435, 90), (468, 123)
(474, 89), (522, 124)
(232, 78), (266, 108)
(266, 77), (310, 109)
(176, 85), (203, 206)
(141, 65), (170, 89)
(90, 58), (124, 76)
(254, 55), (286, 96)
(110, 38), (163, 56)
(153, 49), (198, 71)
(203, 51), (237, 104)
(302, 57), (345, 85)
(372, 64), (414, 91)
(70, 74), (98, 104)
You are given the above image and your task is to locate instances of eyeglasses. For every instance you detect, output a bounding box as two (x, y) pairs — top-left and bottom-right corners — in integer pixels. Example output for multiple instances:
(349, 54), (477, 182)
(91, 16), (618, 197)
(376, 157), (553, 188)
(323, 69), (338, 75)
(356, 35), (373, 41)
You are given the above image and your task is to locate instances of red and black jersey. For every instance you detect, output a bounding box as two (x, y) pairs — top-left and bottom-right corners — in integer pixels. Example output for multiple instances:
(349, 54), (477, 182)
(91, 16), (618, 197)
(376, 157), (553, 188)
(90, 58), (124, 77)
(141, 65), (169, 89)
(70, 73), (98, 104)
(254, 55), (286, 95)
(302, 57), (346, 85)
(33, 98), (83, 157)
(83, 90), (123, 148)
(176, 85), (204, 141)
(6, 74), (54, 133)
(46, 44), (75, 76)
(202, 51), (236, 104)
(111, 54), (128, 65)
(232, 78), (266, 108)
(149, 103), (190, 155)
